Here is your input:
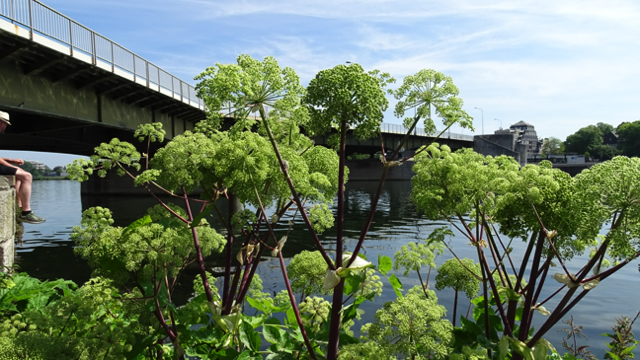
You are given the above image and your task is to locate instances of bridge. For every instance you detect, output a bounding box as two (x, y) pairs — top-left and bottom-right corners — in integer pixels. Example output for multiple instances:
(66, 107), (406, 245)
(312, 122), (473, 157)
(0, 0), (205, 155)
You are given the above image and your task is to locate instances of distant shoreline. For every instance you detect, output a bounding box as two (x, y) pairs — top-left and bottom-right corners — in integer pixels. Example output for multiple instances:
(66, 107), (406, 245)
(34, 177), (70, 181)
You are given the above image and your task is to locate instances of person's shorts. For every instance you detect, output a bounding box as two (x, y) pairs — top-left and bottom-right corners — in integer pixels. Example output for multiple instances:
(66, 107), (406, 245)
(0, 165), (17, 175)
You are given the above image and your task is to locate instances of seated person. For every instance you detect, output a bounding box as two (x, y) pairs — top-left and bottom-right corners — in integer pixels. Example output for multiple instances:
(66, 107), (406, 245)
(0, 111), (45, 224)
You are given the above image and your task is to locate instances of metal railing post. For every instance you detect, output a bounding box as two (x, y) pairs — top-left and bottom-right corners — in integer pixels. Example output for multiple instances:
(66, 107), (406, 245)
(10, 0), (15, 24)
(110, 41), (114, 72)
(69, 20), (73, 56)
(145, 60), (149, 87)
(28, 0), (33, 40)
(91, 31), (96, 65)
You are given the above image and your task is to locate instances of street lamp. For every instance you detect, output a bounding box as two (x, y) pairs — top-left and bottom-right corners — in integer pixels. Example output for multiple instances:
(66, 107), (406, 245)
(495, 118), (502, 130)
(474, 107), (484, 134)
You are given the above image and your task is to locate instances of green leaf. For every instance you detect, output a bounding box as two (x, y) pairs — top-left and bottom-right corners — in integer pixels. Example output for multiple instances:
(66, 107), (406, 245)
(499, 336), (510, 360)
(343, 272), (365, 296)
(498, 287), (521, 301)
(532, 340), (549, 360)
(388, 274), (404, 297)
(286, 306), (297, 327)
(263, 318), (284, 346)
(378, 254), (393, 275)
(459, 316), (484, 337)
(239, 321), (261, 351)
(266, 353), (296, 360)
(508, 337), (535, 360)
(125, 333), (158, 360)
(247, 297), (266, 313)
(121, 214), (152, 239)
(191, 204), (213, 228)
(237, 350), (259, 360)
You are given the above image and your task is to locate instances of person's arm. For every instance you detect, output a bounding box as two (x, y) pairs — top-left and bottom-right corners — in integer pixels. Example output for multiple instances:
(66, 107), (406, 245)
(0, 158), (21, 168)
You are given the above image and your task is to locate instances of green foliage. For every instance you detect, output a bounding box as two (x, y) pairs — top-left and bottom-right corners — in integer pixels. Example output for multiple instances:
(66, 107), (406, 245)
(299, 296), (331, 333)
(0, 271), (76, 318)
(71, 206), (226, 283)
(394, 241), (443, 277)
(360, 286), (453, 359)
(541, 137), (564, 155)
(449, 346), (489, 360)
(0, 277), (139, 360)
(135, 122), (165, 143)
(305, 63), (392, 141)
(287, 251), (331, 299)
(574, 156), (640, 260)
(564, 125), (604, 155)
(435, 258), (481, 300)
(603, 312), (639, 360)
(393, 69), (474, 134)
(308, 204), (335, 233)
(195, 54), (306, 133)
(617, 120), (640, 157)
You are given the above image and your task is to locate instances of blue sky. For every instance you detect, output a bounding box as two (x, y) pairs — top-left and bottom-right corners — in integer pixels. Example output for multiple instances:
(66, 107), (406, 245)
(2, 0), (640, 167)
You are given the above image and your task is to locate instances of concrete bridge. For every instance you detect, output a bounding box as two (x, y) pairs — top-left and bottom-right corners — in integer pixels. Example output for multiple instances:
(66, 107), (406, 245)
(0, 0), (205, 156)
(313, 122), (473, 157)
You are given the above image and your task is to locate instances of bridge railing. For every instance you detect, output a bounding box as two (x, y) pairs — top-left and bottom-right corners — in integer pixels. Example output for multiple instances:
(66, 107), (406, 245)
(379, 122), (473, 141)
(0, 0), (204, 110)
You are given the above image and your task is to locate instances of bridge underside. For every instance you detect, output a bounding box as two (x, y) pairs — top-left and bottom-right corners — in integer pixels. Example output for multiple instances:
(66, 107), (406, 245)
(0, 22), (205, 155)
(0, 109), (151, 156)
(312, 131), (472, 157)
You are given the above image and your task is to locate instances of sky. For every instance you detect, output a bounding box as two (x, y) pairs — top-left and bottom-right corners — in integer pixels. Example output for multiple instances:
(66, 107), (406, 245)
(2, 0), (640, 167)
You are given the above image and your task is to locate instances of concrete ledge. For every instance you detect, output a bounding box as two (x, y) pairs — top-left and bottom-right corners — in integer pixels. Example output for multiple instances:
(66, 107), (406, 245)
(0, 175), (15, 272)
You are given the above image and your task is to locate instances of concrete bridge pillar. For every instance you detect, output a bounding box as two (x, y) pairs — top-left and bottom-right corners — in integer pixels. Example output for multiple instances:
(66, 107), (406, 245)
(0, 176), (15, 272)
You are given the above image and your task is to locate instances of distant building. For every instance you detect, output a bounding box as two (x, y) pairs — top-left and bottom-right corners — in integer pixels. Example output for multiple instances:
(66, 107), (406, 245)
(473, 121), (543, 166)
(510, 121), (543, 156)
(603, 130), (618, 149)
(26, 160), (46, 170)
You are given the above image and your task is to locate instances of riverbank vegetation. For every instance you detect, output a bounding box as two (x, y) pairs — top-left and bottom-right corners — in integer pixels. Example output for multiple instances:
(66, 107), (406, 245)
(1, 55), (639, 359)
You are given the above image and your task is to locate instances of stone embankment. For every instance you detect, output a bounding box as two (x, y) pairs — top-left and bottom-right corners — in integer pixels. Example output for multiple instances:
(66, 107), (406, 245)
(0, 175), (14, 271)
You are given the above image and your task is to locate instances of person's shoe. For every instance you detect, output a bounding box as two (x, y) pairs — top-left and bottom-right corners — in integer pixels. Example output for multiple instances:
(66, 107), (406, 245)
(19, 212), (46, 224)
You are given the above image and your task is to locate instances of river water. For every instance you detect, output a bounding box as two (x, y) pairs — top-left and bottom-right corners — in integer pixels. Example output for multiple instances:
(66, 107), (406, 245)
(15, 180), (640, 358)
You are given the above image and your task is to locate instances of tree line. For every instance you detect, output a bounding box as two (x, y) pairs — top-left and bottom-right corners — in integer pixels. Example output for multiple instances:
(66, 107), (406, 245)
(542, 120), (640, 160)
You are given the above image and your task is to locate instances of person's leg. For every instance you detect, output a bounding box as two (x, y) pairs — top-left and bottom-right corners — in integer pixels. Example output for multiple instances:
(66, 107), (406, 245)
(14, 168), (32, 212)
(14, 178), (22, 209)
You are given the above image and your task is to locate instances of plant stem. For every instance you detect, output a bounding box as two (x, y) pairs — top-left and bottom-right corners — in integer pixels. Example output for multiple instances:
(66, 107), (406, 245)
(327, 116), (348, 360)
(182, 189), (214, 303)
(250, 181), (317, 360)
(259, 105), (334, 269)
(222, 194), (235, 307)
(518, 230), (545, 342)
(453, 290), (458, 327)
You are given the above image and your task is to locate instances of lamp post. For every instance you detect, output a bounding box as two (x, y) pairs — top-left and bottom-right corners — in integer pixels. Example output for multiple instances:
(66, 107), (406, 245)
(474, 107), (484, 134)
(495, 118), (502, 130)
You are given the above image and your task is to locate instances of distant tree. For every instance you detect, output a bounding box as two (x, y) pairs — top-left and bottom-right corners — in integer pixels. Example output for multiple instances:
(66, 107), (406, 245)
(53, 166), (64, 175)
(592, 144), (616, 161)
(564, 125), (603, 154)
(19, 161), (44, 178)
(617, 120), (640, 157)
(596, 122), (615, 136)
(541, 137), (564, 155)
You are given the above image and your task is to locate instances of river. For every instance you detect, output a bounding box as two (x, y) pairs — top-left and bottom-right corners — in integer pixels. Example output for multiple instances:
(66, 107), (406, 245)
(15, 180), (640, 358)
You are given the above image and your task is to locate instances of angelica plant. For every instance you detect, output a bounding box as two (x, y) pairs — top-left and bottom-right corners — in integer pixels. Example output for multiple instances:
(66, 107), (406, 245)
(360, 286), (453, 360)
(412, 146), (640, 357)
(435, 258), (481, 326)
